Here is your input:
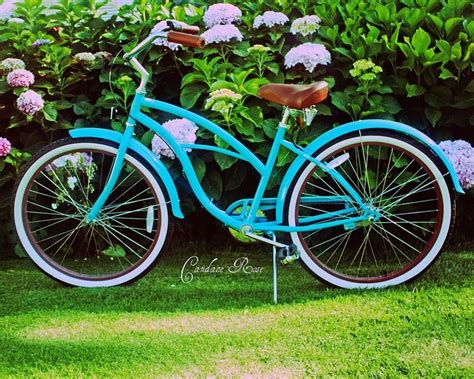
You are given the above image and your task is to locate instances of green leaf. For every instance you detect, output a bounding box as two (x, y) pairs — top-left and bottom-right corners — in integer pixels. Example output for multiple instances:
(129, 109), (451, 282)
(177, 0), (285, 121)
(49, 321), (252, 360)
(425, 107), (442, 127)
(276, 149), (294, 167)
(214, 153), (237, 171)
(192, 156), (206, 182)
(381, 96), (402, 114)
(262, 119), (278, 139)
(236, 119), (255, 137)
(14, 243), (26, 258)
(427, 14), (443, 32)
(330, 92), (351, 114)
(406, 84), (426, 97)
(73, 101), (94, 117)
(42, 102), (58, 122)
(224, 164), (247, 191)
(315, 103), (332, 116)
(180, 84), (206, 109)
(181, 72), (206, 87)
(444, 17), (463, 36)
(439, 67), (457, 80)
(141, 131), (154, 146)
(54, 99), (73, 110)
(202, 171), (222, 200)
(102, 244), (126, 258)
(0, 79), (9, 95)
(412, 28), (431, 57)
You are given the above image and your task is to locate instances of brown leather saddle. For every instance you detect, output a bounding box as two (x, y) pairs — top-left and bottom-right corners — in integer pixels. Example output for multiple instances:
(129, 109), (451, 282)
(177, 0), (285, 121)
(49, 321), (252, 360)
(258, 81), (329, 109)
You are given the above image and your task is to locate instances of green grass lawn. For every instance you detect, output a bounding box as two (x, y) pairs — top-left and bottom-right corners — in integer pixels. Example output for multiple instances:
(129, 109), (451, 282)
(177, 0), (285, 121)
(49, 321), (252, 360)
(0, 244), (472, 377)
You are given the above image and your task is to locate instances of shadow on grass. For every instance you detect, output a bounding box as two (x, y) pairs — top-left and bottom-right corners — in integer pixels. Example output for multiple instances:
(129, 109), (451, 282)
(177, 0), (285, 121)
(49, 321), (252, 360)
(0, 243), (472, 317)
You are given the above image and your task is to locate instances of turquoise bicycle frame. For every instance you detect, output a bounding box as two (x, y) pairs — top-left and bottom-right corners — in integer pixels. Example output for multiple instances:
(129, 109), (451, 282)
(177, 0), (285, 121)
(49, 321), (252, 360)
(70, 92), (463, 234)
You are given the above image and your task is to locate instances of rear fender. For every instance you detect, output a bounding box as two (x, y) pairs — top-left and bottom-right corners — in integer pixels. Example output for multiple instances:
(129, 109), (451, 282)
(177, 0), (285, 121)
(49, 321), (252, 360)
(276, 119), (463, 222)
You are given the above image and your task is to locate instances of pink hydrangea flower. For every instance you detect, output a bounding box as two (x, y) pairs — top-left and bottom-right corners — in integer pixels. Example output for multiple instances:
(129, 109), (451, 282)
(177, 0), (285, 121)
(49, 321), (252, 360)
(152, 119), (198, 159)
(253, 11), (289, 29)
(16, 90), (44, 116)
(0, 137), (11, 157)
(439, 140), (474, 189)
(202, 24), (243, 45)
(284, 43), (331, 73)
(203, 3), (241, 28)
(7, 69), (35, 88)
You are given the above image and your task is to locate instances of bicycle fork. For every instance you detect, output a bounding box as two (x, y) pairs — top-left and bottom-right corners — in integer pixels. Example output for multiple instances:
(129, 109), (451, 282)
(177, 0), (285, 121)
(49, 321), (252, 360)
(86, 119), (136, 223)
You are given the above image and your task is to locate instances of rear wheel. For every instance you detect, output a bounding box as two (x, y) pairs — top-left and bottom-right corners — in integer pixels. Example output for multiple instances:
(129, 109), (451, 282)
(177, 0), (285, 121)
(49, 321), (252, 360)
(287, 132), (454, 288)
(13, 138), (172, 287)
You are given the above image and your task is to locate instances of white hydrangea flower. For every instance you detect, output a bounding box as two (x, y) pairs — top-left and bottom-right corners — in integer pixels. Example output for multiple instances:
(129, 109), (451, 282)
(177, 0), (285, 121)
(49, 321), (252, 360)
(67, 176), (78, 190)
(290, 15), (321, 37)
(253, 11), (289, 29)
(8, 17), (24, 23)
(284, 43), (331, 73)
(74, 52), (96, 63)
(153, 38), (181, 51)
(208, 88), (242, 102)
(0, 57), (25, 72)
(202, 24), (243, 45)
(203, 3), (242, 28)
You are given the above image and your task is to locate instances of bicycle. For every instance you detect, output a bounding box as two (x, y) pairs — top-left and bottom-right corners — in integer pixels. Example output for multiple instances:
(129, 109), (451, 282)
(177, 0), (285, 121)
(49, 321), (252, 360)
(13, 21), (464, 299)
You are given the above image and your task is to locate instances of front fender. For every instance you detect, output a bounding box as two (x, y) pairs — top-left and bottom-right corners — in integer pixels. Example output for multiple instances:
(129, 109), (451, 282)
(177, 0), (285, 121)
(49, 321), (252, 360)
(69, 128), (184, 219)
(276, 119), (463, 222)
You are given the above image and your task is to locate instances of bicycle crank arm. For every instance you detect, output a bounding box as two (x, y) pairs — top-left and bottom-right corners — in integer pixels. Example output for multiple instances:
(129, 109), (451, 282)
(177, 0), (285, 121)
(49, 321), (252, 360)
(244, 231), (288, 248)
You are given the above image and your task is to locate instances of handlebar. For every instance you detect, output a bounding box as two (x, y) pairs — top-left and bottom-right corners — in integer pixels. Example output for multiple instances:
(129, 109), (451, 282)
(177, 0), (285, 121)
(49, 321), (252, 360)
(122, 20), (204, 94)
(123, 20), (203, 61)
(167, 31), (205, 48)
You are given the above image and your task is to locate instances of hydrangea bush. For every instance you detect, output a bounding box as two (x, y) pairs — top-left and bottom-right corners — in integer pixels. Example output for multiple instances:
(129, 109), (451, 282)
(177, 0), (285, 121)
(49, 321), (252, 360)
(0, 0), (473, 253)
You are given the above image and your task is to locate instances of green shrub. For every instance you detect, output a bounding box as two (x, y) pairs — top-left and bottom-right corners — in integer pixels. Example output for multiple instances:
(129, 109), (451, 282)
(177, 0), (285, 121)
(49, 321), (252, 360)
(0, 0), (472, 253)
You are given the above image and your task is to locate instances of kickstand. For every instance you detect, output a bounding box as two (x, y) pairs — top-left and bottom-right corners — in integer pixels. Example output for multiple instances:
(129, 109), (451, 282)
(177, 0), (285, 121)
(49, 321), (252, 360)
(271, 233), (278, 304)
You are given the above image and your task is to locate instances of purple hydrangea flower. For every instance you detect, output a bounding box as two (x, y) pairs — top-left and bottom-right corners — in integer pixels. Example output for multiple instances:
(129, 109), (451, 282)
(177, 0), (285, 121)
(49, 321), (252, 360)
(32, 39), (51, 47)
(203, 3), (241, 28)
(253, 11), (289, 29)
(439, 140), (474, 189)
(7, 69), (35, 88)
(202, 24), (243, 45)
(16, 90), (44, 116)
(152, 119), (198, 159)
(284, 43), (331, 73)
(290, 15), (321, 37)
(0, 0), (18, 20)
(0, 137), (12, 157)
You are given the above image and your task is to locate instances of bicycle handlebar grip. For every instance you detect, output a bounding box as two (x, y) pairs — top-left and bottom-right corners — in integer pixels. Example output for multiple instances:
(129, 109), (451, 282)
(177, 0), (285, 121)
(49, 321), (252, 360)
(180, 24), (200, 34)
(167, 31), (205, 48)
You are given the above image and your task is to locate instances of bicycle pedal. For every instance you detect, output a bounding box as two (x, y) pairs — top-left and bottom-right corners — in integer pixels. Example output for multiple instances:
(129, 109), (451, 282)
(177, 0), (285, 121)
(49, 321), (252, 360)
(278, 244), (300, 266)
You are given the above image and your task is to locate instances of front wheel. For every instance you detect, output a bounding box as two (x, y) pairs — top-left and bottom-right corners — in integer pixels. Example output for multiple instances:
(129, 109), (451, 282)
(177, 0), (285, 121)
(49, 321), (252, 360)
(286, 131), (455, 289)
(13, 138), (172, 287)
